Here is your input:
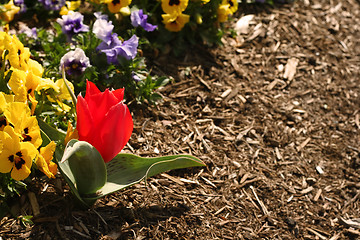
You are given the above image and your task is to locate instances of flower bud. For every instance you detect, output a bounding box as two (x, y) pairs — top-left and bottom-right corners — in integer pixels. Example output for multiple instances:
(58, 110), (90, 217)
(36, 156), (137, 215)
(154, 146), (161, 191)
(195, 13), (203, 25)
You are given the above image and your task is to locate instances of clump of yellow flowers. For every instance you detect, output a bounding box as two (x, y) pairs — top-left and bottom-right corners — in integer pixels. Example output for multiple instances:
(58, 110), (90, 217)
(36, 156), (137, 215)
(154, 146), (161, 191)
(0, 31), (74, 181)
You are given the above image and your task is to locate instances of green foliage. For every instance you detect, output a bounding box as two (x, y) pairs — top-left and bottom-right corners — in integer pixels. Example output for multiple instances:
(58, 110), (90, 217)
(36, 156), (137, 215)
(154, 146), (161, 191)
(0, 174), (27, 218)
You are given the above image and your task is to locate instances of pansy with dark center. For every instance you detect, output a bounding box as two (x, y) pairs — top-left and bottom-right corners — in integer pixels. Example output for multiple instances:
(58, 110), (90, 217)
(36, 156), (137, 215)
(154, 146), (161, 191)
(57, 11), (89, 41)
(22, 127), (32, 142)
(60, 48), (91, 76)
(161, 0), (188, 15)
(169, 0), (180, 6)
(0, 126), (38, 181)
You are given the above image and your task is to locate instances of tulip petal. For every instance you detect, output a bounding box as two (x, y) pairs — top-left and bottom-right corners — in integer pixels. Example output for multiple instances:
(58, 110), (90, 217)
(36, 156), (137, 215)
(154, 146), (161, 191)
(84, 81), (101, 100)
(96, 103), (133, 162)
(111, 88), (125, 102)
(86, 89), (119, 127)
(76, 95), (94, 142)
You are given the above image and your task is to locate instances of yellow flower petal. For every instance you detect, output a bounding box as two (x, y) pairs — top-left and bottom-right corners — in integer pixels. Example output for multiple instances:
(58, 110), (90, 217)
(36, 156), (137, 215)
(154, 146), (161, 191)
(36, 141), (57, 179)
(5, 35), (30, 70)
(10, 142), (37, 181)
(0, 126), (36, 180)
(161, 0), (188, 15)
(27, 59), (44, 77)
(107, 0), (132, 13)
(217, 4), (232, 23)
(64, 121), (79, 145)
(4, 102), (31, 129)
(222, 0), (237, 13)
(0, 131), (14, 173)
(8, 68), (28, 102)
(0, 0), (20, 22)
(20, 116), (42, 148)
(35, 78), (60, 93)
(162, 13), (190, 32)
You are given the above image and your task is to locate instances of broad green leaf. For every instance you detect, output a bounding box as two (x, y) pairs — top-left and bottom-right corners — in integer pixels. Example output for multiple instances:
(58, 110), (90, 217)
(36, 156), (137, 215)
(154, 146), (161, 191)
(37, 117), (66, 144)
(60, 140), (107, 195)
(97, 153), (205, 197)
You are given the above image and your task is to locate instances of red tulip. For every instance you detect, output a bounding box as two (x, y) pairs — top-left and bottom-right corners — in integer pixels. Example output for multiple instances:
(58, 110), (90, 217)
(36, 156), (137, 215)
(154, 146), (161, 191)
(76, 81), (133, 162)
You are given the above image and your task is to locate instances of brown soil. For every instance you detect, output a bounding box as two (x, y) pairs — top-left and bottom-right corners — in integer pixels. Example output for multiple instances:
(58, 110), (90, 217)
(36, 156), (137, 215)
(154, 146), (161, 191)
(1, 0), (360, 239)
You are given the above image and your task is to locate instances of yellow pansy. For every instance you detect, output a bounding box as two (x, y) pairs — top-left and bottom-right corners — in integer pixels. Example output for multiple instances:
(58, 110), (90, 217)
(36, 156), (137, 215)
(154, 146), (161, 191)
(35, 78), (60, 93)
(0, 126), (37, 181)
(107, 0), (132, 13)
(5, 35), (30, 70)
(36, 141), (57, 179)
(25, 71), (42, 113)
(8, 68), (28, 102)
(222, 0), (237, 13)
(162, 13), (190, 32)
(27, 59), (44, 77)
(60, 0), (81, 15)
(0, 0), (20, 23)
(4, 102), (42, 148)
(161, 0), (188, 15)
(0, 31), (11, 56)
(217, 4), (232, 23)
(0, 92), (14, 112)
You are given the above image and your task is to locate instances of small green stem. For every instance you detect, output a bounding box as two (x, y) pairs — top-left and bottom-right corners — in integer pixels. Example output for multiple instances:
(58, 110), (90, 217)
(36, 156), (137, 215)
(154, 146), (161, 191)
(61, 66), (77, 108)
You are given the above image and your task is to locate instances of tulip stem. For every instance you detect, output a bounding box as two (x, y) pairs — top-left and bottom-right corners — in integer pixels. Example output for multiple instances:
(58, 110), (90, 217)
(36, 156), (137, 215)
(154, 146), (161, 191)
(62, 66), (77, 107)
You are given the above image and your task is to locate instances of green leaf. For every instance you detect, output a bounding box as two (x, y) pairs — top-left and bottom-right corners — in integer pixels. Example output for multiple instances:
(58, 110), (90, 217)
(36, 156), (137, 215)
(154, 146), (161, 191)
(92, 153), (205, 199)
(59, 140), (107, 196)
(36, 117), (66, 144)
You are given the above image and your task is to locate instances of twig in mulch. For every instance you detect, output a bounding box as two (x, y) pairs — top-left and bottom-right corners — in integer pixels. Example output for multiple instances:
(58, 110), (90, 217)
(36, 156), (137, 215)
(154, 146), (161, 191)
(306, 227), (328, 240)
(339, 217), (360, 229)
(342, 190), (360, 211)
(56, 220), (68, 240)
(27, 192), (40, 217)
(250, 185), (269, 216)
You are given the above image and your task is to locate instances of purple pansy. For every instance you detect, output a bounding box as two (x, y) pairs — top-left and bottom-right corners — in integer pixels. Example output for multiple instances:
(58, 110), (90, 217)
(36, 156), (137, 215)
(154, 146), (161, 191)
(57, 11), (89, 41)
(130, 9), (157, 32)
(96, 34), (138, 64)
(93, 13), (114, 45)
(38, 0), (65, 11)
(116, 35), (139, 60)
(60, 48), (91, 76)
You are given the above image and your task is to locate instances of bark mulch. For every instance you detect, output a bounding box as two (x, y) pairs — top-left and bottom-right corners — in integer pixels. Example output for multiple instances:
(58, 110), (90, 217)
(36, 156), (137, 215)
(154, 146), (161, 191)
(1, 0), (359, 239)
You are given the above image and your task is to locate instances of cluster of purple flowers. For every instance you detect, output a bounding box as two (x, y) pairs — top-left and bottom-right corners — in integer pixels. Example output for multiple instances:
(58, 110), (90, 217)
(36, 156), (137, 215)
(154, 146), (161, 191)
(38, 0), (65, 11)
(57, 9), (158, 76)
(93, 12), (138, 65)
